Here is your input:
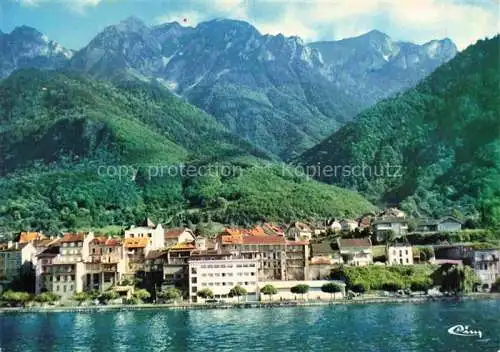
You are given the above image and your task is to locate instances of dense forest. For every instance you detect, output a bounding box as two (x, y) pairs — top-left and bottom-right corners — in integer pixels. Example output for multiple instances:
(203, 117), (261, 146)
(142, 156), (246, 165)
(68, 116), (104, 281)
(0, 70), (375, 236)
(297, 36), (500, 227)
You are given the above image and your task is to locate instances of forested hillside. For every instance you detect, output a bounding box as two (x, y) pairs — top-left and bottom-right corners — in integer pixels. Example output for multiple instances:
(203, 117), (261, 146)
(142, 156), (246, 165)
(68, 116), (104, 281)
(297, 36), (500, 226)
(0, 70), (375, 235)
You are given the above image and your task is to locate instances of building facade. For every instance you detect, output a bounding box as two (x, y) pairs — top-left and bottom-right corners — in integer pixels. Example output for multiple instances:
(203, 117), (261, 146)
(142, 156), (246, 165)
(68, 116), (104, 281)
(337, 238), (373, 266)
(468, 249), (499, 289)
(188, 256), (259, 303)
(124, 218), (164, 250)
(387, 245), (414, 265)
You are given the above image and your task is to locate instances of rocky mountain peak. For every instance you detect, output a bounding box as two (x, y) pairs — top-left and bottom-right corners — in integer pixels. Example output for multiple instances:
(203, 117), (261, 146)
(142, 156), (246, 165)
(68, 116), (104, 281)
(116, 16), (149, 33)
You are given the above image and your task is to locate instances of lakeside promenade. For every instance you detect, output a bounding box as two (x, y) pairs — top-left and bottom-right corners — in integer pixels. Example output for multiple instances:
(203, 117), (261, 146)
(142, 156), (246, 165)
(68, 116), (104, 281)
(1, 293), (498, 314)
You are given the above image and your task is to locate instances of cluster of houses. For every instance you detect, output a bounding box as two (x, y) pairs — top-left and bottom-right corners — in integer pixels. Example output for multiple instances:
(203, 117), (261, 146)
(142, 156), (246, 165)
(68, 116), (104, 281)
(0, 210), (498, 302)
(310, 208), (464, 243)
(0, 220), (346, 302)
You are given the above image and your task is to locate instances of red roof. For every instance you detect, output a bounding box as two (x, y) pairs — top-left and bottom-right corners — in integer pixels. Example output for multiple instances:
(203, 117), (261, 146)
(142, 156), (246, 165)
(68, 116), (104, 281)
(338, 238), (372, 249)
(165, 228), (185, 239)
(286, 240), (309, 246)
(91, 237), (122, 247)
(223, 228), (244, 236)
(19, 232), (46, 243)
(124, 238), (149, 248)
(245, 226), (267, 236)
(242, 235), (286, 245)
(433, 259), (463, 265)
(61, 233), (85, 243)
(91, 236), (107, 245)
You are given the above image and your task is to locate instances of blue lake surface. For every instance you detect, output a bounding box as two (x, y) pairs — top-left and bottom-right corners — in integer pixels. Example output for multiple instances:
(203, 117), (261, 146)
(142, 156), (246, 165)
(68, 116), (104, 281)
(1, 300), (499, 351)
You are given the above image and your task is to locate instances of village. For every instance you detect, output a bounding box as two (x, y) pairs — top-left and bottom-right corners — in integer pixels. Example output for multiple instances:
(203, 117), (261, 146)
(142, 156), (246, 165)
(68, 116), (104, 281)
(0, 208), (498, 307)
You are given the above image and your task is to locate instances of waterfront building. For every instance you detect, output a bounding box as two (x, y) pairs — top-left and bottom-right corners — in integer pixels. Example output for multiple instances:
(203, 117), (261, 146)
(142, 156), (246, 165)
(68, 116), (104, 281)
(84, 237), (125, 292)
(337, 238), (373, 266)
(37, 232), (94, 299)
(188, 254), (259, 303)
(217, 228), (309, 281)
(386, 244), (414, 265)
(467, 249), (499, 290)
(0, 241), (37, 290)
(123, 237), (149, 279)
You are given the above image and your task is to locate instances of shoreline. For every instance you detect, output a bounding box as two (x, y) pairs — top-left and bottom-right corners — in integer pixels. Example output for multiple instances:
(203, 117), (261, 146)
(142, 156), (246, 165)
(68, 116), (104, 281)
(1, 293), (499, 314)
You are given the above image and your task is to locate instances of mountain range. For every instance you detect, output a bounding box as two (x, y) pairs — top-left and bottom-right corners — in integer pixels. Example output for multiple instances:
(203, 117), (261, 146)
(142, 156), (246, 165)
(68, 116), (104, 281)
(2, 17), (495, 235)
(1, 17), (457, 159)
(297, 35), (500, 226)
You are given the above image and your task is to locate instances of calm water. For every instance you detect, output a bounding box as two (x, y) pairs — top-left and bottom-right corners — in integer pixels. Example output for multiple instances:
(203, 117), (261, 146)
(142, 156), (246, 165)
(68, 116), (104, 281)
(1, 300), (499, 352)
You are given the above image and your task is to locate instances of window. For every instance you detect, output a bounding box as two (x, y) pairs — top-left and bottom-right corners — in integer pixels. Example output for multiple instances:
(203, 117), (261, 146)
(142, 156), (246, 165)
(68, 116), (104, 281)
(191, 267), (197, 274)
(406, 258), (409, 263)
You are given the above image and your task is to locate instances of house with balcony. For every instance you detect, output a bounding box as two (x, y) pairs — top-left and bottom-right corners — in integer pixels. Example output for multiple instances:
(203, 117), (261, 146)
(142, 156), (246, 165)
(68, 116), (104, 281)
(84, 237), (125, 292)
(337, 238), (373, 266)
(467, 249), (499, 290)
(217, 227), (309, 281)
(123, 237), (149, 279)
(38, 232), (94, 300)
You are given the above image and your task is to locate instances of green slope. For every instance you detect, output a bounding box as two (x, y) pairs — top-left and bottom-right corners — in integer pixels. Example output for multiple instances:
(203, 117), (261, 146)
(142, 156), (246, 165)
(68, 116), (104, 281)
(297, 36), (500, 226)
(0, 69), (375, 235)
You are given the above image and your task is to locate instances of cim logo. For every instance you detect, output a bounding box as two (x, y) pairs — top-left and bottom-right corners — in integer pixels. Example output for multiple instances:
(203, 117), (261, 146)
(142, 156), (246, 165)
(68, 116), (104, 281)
(447, 324), (483, 339)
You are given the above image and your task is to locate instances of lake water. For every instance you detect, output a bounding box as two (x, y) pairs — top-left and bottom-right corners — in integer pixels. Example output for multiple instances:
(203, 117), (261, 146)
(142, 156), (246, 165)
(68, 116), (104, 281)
(1, 300), (499, 351)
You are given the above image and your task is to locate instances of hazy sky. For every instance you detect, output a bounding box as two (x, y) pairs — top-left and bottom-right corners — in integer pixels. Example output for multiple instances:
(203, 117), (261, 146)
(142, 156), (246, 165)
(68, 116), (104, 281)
(1, 0), (498, 50)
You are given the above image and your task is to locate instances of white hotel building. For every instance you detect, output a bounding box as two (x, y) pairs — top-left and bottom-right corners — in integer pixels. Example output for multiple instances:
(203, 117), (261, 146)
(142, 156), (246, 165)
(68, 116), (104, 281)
(188, 255), (259, 303)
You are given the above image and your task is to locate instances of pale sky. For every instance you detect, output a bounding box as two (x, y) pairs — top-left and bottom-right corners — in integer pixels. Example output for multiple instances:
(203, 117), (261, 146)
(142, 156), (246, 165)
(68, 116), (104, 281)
(1, 0), (499, 49)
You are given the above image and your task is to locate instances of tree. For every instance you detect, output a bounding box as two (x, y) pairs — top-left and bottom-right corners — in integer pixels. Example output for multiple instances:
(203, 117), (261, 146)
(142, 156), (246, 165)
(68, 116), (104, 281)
(290, 284), (309, 300)
(419, 247), (435, 262)
(491, 277), (500, 292)
(381, 281), (404, 292)
(228, 285), (247, 303)
(35, 292), (59, 304)
(133, 289), (151, 302)
(197, 288), (214, 300)
(260, 284), (278, 301)
(99, 290), (119, 303)
(73, 292), (91, 305)
(410, 278), (433, 292)
(321, 282), (343, 300)
(0, 290), (32, 307)
(351, 283), (366, 294)
(434, 264), (480, 294)
(158, 288), (182, 302)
